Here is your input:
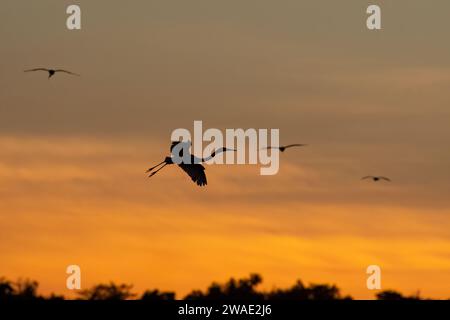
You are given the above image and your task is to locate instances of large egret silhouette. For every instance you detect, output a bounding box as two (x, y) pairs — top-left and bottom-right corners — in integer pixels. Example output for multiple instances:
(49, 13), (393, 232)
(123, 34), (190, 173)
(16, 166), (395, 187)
(362, 176), (391, 182)
(146, 141), (236, 186)
(263, 144), (307, 152)
(24, 68), (80, 79)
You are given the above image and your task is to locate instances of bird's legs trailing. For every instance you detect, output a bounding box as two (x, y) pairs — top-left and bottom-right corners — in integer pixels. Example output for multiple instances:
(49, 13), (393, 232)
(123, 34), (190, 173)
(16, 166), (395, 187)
(146, 160), (166, 173)
(148, 163), (168, 178)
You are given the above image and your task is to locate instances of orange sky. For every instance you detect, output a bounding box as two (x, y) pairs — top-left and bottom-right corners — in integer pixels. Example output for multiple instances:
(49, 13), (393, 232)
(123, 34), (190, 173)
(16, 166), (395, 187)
(0, 0), (450, 299)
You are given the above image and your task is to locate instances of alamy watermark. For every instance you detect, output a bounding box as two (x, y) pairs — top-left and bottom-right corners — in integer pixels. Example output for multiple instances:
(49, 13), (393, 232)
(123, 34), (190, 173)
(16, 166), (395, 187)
(66, 265), (81, 290)
(65, 4), (381, 31)
(366, 265), (382, 290)
(170, 121), (280, 175)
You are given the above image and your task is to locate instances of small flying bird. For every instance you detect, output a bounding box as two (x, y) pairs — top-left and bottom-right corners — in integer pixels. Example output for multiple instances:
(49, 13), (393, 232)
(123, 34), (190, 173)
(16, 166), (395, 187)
(146, 141), (236, 186)
(24, 68), (80, 79)
(263, 144), (307, 152)
(362, 176), (391, 182)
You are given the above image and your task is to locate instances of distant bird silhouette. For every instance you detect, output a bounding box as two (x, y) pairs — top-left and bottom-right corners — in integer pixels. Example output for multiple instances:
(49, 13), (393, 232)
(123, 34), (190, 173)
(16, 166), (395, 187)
(24, 68), (80, 79)
(146, 141), (236, 186)
(362, 176), (391, 182)
(263, 144), (307, 152)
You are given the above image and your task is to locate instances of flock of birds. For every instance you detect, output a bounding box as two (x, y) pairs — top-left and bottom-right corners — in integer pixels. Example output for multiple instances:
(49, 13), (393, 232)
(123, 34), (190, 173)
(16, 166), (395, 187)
(25, 67), (391, 187)
(146, 141), (391, 187)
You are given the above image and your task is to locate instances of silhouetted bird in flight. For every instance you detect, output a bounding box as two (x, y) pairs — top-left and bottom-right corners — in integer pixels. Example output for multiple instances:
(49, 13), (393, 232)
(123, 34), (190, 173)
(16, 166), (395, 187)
(362, 176), (391, 182)
(263, 144), (307, 152)
(24, 68), (80, 79)
(146, 141), (236, 186)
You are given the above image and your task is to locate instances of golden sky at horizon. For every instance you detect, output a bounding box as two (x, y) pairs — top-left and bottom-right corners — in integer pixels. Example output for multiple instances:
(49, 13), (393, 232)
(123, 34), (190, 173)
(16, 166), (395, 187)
(1, 0), (450, 299)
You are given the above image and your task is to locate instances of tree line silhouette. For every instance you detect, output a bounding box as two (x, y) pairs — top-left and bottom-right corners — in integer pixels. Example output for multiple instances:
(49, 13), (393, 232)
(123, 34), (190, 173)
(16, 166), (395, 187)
(0, 273), (436, 301)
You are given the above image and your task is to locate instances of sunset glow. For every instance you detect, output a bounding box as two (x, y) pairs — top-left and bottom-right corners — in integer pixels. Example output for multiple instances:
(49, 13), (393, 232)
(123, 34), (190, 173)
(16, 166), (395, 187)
(1, 0), (449, 300)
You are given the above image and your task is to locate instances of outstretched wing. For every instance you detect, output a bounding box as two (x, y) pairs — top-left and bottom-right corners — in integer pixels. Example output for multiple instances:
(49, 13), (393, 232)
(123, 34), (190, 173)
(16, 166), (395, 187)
(178, 163), (207, 186)
(24, 68), (49, 72)
(379, 176), (391, 182)
(284, 144), (307, 148)
(361, 176), (374, 180)
(262, 144), (306, 150)
(55, 69), (80, 76)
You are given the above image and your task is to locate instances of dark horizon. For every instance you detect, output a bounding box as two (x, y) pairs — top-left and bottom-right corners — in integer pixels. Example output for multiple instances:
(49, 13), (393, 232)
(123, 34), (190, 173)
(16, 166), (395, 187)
(0, 273), (435, 301)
